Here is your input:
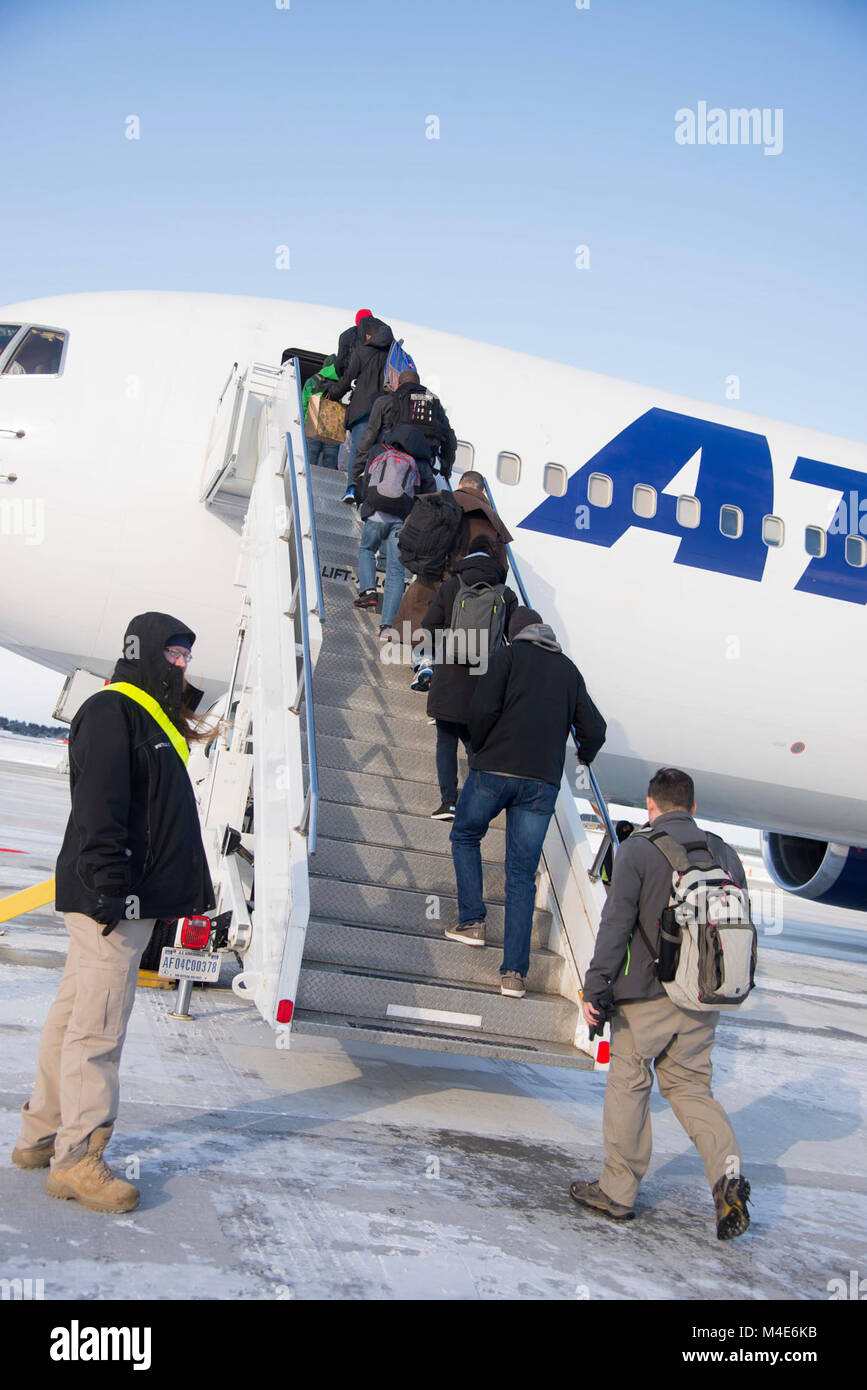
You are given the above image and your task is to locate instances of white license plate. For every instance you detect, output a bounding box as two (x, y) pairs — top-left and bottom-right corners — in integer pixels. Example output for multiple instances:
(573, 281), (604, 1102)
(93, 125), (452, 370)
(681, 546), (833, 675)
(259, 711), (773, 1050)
(158, 946), (222, 983)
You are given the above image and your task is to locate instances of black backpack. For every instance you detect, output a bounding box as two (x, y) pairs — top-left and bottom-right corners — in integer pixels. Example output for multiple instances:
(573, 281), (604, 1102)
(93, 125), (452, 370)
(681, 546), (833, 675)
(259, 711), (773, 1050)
(398, 492), (463, 580)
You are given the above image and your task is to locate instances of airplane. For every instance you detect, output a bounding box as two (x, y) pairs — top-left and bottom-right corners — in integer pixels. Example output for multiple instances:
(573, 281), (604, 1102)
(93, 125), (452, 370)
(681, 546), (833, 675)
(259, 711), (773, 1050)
(1, 290), (865, 918)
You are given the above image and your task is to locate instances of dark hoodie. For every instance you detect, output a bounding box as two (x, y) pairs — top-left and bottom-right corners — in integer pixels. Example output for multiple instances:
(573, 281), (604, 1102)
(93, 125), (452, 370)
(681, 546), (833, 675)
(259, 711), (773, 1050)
(420, 554), (519, 724)
(54, 612), (215, 929)
(327, 316), (394, 426)
(467, 620), (607, 785)
(358, 423), (438, 521)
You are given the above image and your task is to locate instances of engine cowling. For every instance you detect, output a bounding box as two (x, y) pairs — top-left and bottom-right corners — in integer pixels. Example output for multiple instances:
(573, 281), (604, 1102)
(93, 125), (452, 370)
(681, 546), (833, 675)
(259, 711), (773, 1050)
(761, 833), (867, 910)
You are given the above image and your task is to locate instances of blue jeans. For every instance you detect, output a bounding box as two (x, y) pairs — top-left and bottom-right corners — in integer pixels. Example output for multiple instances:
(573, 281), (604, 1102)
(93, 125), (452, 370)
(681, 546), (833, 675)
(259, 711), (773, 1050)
(306, 437), (339, 469)
(435, 720), (470, 805)
(345, 413), (370, 483)
(450, 770), (559, 977)
(358, 517), (406, 626)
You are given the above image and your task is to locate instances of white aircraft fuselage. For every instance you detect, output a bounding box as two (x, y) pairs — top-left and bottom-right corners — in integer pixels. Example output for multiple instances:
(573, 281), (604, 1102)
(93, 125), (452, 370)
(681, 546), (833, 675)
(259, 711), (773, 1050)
(0, 291), (864, 863)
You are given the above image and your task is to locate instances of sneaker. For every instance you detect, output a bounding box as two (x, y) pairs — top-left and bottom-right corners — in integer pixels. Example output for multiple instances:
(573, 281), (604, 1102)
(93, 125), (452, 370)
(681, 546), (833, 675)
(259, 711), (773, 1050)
(569, 1179), (635, 1222)
(444, 922), (486, 947)
(353, 589), (379, 609)
(341, 486), (356, 504)
(712, 1174), (751, 1241)
(500, 971), (526, 998)
(430, 801), (456, 820)
(410, 666), (432, 692)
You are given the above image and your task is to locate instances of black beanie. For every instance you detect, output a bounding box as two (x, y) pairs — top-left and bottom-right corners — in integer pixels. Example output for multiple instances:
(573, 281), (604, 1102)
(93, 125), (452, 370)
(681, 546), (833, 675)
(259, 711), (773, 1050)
(508, 607), (543, 641)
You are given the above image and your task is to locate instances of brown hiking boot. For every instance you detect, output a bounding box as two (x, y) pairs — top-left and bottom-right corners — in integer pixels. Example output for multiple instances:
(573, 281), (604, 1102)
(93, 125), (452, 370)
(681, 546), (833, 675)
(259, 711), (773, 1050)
(46, 1126), (140, 1214)
(12, 1140), (55, 1170)
(713, 1174), (751, 1241)
(569, 1179), (635, 1222)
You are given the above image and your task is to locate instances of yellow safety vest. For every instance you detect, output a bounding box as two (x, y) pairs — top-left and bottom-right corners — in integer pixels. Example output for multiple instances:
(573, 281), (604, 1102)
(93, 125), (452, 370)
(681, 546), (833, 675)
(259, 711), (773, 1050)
(102, 682), (190, 765)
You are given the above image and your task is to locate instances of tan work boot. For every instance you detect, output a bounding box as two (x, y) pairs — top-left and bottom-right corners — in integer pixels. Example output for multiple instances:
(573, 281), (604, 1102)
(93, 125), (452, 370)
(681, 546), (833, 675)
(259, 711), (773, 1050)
(46, 1126), (139, 1214)
(12, 1140), (55, 1170)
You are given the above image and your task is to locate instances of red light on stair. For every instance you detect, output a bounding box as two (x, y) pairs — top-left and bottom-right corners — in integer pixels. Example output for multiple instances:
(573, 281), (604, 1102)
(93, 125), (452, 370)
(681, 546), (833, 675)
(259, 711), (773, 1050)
(180, 916), (211, 949)
(596, 1040), (610, 1065)
(277, 999), (294, 1023)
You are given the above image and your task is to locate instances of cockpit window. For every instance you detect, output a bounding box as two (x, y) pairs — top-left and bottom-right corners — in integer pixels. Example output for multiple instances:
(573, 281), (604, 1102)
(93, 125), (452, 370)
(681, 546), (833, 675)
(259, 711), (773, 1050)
(0, 325), (21, 355)
(2, 326), (67, 376)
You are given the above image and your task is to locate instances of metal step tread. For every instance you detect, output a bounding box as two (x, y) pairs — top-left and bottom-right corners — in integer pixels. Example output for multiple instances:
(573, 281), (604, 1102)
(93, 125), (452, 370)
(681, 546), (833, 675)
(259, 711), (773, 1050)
(315, 801), (507, 860)
(291, 1011), (593, 1070)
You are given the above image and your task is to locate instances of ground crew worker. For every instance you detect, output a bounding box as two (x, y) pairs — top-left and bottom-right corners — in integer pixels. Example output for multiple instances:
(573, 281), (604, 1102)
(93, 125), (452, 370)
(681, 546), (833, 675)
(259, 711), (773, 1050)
(12, 612), (215, 1214)
(571, 767), (752, 1241)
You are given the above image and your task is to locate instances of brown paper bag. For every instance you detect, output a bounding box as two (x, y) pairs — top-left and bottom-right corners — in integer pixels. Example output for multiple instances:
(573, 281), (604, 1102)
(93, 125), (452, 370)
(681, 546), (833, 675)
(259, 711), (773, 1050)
(306, 393), (347, 444)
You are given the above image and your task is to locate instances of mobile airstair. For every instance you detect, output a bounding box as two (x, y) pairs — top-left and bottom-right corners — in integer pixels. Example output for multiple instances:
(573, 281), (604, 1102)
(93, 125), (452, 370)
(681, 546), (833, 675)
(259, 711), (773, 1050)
(197, 356), (618, 1067)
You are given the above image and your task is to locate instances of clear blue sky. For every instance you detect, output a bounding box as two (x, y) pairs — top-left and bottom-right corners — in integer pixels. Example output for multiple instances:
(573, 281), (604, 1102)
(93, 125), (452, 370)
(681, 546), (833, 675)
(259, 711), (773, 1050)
(1, 0), (865, 718)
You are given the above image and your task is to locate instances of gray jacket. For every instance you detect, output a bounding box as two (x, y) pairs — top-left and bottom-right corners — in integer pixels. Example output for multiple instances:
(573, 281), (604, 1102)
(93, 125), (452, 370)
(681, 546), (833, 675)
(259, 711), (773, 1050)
(583, 812), (748, 1006)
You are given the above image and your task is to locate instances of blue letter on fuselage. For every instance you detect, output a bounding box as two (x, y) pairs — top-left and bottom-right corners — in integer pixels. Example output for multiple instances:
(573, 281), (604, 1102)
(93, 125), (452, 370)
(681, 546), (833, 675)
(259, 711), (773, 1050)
(791, 457), (867, 605)
(519, 408), (772, 582)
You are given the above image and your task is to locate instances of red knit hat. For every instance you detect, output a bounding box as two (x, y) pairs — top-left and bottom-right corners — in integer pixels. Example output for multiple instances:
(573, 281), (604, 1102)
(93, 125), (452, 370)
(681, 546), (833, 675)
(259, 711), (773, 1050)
(355, 308), (372, 325)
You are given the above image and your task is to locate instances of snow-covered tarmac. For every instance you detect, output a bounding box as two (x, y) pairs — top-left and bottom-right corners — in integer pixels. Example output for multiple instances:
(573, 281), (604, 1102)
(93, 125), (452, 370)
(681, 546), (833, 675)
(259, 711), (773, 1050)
(1, 754), (865, 1300)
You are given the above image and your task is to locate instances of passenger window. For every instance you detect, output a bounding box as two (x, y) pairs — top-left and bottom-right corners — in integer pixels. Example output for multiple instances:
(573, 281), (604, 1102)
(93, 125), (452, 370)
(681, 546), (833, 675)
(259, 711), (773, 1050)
(632, 484), (657, 519)
(720, 505), (743, 539)
(805, 525), (826, 559)
(762, 515), (785, 548)
(454, 441), (475, 476)
(496, 451), (521, 486)
(543, 463), (567, 497)
(587, 472), (613, 508)
(676, 495), (700, 528)
(845, 535), (867, 567)
(2, 326), (67, 376)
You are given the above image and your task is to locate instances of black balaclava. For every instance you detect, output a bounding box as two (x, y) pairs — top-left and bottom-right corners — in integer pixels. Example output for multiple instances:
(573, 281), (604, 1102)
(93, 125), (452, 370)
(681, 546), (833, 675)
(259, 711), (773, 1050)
(110, 612), (197, 723)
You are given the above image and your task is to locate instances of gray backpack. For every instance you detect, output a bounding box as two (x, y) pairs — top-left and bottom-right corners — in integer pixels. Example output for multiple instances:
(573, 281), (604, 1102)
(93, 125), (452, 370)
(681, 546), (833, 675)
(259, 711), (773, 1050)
(634, 830), (757, 1011)
(448, 582), (507, 667)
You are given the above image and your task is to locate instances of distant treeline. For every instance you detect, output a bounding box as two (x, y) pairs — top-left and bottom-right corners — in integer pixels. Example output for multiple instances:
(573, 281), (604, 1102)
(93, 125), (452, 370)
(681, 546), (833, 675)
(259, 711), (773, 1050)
(0, 716), (67, 740)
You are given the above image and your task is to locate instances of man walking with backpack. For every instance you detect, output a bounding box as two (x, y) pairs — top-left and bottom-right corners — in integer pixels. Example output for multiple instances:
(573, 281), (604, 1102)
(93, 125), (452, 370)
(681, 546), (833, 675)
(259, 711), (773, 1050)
(447, 607), (606, 997)
(418, 537), (518, 821)
(571, 767), (756, 1240)
(354, 424), (437, 632)
(353, 369), (458, 484)
(325, 315), (394, 503)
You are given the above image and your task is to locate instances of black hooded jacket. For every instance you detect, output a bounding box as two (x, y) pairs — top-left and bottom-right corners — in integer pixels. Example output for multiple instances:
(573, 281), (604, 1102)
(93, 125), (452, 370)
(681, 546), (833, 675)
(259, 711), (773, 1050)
(420, 554), (519, 724)
(54, 612), (215, 929)
(327, 317), (394, 426)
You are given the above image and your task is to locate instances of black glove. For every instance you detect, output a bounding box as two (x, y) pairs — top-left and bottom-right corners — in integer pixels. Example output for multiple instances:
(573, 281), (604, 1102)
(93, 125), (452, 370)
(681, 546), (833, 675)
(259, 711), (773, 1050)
(586, 983), (616, 1042)
(91, 894), (131, 934)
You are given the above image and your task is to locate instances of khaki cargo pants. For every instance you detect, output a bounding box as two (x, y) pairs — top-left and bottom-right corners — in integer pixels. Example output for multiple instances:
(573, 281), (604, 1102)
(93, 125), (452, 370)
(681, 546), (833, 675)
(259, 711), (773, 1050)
(17, 912), (154, 1170)
(599, 993), (742, 1208)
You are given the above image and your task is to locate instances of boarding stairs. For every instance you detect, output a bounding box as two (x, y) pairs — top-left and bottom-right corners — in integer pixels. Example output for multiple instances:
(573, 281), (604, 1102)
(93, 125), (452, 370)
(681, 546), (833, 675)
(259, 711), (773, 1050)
(198, 357), (616, 1067)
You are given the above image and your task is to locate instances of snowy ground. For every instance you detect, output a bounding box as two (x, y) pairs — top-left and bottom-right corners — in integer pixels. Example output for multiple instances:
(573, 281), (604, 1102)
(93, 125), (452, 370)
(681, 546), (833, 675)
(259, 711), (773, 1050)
(1, 754), (866, 1301)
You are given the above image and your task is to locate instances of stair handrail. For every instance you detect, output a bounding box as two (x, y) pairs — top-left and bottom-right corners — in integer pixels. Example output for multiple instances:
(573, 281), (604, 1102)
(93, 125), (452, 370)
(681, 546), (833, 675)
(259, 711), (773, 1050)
(475, 477), (620, 860)
(289, 356), (326, 623)
(283, 428), (320, 855)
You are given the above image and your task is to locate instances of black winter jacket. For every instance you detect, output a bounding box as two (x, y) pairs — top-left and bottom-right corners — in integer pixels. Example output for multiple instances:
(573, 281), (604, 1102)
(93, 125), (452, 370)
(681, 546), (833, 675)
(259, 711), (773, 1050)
(336, 323), (359, 377)
(54, 612), (215, 930)
(420, 555), (518, 725)
(467, 635), (606, 786)
(582, 812), (748, 1007)
(353, 384), (457, 483)
(327, 317), (394, 427)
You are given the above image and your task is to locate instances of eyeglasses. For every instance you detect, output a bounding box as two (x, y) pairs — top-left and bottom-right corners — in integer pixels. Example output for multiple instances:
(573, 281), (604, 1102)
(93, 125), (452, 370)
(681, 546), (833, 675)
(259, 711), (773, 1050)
(164, 646), (193, 666)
